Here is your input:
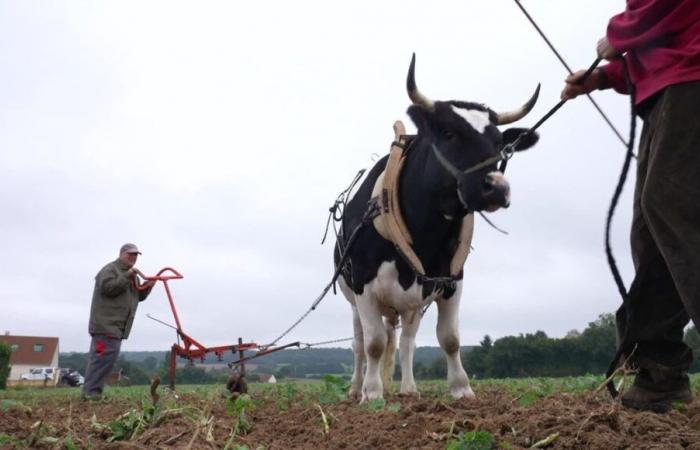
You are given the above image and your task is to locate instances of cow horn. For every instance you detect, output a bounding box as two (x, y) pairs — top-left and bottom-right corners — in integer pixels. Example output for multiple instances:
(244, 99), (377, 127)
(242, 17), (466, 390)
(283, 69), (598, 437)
(407, 53), (434, 109)
(495, 84), (541, 125)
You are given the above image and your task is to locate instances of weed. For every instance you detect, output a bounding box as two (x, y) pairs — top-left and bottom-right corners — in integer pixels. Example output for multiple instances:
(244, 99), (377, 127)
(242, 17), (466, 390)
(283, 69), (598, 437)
(672, 401), (689, 413)
(0, 398), (30, 414)
(445, 430), (494, 450)
(0, 433), (17, 445)
(274, 382), (299, 410)
(64, 434), (78, 450)
(223, 394), (256, 449)
(319, 375), (348, 404)
(361, 398), (386, 412)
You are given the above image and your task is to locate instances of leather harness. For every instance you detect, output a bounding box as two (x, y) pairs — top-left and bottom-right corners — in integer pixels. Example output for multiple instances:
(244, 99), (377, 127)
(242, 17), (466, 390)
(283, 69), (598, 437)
(370, 121), (474, 283)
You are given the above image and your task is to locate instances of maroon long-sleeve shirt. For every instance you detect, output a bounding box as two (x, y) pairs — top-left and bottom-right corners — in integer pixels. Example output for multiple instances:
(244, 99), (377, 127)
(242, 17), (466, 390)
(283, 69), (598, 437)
(600, 0), (700, 104)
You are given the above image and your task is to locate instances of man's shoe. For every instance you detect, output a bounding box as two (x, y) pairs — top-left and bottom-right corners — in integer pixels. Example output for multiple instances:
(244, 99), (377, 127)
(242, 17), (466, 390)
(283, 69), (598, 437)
(621, 384), (692, 413)
(81, 393), (104, 402)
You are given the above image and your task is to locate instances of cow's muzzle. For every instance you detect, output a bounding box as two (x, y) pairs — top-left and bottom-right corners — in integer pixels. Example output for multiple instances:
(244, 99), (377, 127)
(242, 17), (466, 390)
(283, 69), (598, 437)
(432, 144), (511, 212)
(481, 172), (510, 212)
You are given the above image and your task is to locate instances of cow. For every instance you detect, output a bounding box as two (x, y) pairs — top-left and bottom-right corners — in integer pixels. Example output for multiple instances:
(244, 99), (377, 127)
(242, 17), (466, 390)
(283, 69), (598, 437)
(334, 54), (540, 402)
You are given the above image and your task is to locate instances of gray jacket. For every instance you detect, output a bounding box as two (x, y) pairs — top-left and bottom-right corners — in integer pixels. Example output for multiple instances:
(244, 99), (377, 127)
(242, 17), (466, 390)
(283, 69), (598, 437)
(88, 259), (152, 339)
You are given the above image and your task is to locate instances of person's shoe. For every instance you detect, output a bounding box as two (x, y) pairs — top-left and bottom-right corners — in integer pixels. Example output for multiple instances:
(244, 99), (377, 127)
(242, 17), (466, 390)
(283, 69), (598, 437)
(81, 393), (104, 402)
(621, 375), (693, 413)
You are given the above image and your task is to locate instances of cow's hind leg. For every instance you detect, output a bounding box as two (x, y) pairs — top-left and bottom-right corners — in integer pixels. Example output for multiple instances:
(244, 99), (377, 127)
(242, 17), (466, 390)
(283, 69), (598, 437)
(398, 310), (422, 395)
(436, 287), (474, 399)
(381, 315), (398, 392)
(355, 293), (386, 402)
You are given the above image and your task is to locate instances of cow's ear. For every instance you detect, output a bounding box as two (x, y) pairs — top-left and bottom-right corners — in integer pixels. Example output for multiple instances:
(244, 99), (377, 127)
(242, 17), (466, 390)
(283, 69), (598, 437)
(502, 127), (539, 152)
(407, 105), (430, 133)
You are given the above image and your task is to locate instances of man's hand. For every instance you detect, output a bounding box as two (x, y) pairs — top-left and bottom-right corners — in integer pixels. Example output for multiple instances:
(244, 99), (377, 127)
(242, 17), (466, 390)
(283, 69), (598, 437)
(560, 68), (605, 100)
(597, 36), (620, 61)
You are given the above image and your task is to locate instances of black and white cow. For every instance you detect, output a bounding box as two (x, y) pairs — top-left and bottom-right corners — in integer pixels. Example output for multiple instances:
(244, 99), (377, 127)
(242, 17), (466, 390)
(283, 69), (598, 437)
(335, 55), (540, 402)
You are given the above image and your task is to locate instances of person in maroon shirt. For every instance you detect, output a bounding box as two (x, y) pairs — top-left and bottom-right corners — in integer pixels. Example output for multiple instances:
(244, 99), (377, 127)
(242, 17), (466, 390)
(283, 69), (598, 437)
(562, 0), (700, 413)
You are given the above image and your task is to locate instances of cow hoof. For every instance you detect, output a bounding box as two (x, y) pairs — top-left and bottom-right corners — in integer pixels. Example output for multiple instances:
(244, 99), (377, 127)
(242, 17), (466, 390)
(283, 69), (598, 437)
(450, 386), (476, 400)
(348, 389), (362, 401)
(360, 389), (384, 403)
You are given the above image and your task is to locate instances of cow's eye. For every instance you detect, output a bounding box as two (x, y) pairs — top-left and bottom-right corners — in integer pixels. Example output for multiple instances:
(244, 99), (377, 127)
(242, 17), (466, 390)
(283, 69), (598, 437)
(443, 130), (455, 140)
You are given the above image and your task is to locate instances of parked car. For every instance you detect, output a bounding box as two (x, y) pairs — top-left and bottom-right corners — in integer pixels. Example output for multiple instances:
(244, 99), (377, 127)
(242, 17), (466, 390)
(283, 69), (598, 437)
(20, 367), (57, 381)
(60, 369), (84, 387)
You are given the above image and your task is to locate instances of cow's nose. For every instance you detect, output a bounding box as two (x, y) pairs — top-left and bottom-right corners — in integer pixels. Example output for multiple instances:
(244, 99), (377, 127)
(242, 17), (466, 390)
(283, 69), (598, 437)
(482, 173), (510, 211)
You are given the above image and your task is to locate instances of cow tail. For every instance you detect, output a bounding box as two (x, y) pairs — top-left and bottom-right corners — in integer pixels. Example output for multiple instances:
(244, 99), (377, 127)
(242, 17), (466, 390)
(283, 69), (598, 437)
(381, 317), (398, 392)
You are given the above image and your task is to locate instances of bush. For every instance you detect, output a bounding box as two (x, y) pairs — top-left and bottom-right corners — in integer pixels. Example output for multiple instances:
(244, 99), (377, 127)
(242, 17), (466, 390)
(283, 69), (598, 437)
(0, 342), (11, 389)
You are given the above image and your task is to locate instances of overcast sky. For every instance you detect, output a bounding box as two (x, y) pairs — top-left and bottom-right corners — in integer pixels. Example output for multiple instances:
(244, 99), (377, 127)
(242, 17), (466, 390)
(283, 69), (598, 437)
(1, 1), (638, 354)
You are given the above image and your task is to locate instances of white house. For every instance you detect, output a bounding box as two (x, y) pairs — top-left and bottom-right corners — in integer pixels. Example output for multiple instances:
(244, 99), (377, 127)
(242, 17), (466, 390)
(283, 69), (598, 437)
(0, 333), (60, 384)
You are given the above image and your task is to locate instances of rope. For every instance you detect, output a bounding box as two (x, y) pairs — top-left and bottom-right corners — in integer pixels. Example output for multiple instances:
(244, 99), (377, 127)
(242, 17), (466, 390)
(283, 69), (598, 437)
(265, 193), (380, 349)
(512, 0), (629, 149)
(604, 58), (636, 398)
(512, 0), (638, 398)
(321, 169), (365, 244)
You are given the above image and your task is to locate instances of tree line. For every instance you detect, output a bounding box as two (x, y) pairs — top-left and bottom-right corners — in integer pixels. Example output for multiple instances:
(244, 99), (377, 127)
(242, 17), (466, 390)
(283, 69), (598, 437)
(5, 312), (700, 389)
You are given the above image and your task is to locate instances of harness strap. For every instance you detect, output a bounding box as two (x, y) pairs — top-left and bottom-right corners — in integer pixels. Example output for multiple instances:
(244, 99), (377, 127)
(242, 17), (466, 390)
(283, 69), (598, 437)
(371, 121), (474, 287)
(373, 121), (425, 275)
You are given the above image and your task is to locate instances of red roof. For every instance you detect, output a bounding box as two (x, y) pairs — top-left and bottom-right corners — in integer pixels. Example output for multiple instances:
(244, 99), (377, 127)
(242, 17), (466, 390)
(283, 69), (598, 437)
(0, 335), (59, 366)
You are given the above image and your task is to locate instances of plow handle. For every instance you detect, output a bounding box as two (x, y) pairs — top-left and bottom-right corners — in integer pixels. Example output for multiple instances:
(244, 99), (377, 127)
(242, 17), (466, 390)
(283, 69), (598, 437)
(134, 267), (183, 291)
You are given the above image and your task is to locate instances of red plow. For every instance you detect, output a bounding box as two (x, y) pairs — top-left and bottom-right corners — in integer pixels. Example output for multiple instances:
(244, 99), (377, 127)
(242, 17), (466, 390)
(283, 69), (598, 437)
(135, 267), (299, 389)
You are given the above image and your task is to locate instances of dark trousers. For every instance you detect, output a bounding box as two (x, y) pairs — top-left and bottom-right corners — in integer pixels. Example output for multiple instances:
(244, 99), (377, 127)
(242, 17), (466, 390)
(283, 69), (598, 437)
(82, 335), (122, 396)
(616, 80), (700, 380)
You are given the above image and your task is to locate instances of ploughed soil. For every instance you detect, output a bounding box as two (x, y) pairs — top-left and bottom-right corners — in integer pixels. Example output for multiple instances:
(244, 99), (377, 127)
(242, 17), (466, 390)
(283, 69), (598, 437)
(2, 385), (700, 449)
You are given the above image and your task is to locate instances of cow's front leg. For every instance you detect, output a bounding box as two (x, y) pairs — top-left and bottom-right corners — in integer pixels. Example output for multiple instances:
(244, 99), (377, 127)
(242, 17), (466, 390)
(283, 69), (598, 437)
(349, 305), (365, 400)
(398, 309), (422, 395)
(338, 278), (365, 400)
(436, 286), (474, 399)
(355, 294), (386, 402)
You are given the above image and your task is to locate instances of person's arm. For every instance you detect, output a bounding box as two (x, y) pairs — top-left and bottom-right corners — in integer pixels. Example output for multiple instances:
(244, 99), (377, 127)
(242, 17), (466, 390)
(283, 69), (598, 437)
(138, 282), (154, 302)
(607, 0), (700, 53)
(100, 267), (132, 297)
(598, 60), (629, 95)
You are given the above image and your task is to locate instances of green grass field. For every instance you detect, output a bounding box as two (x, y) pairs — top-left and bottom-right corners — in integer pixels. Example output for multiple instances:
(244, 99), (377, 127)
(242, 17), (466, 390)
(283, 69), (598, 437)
(4, 373), (700, 405)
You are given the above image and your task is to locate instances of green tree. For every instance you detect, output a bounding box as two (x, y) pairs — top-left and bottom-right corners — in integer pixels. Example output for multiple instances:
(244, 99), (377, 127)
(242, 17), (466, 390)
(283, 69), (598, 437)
(429, 356), (447, 378)
(113, 357), (151, 385)
(578, 313), (616, 374)
(142, 356), (158, 371)
(464, 335), (492, 378)
(0, 342), (11, 389)
(275, 364), (293, 379)
(59, 353), (88, 374)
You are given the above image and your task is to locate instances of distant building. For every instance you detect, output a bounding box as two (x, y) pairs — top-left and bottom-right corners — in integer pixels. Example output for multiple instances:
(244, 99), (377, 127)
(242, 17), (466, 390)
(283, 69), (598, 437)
(0, 334), (60, 383)
(258, 373), (277, 384)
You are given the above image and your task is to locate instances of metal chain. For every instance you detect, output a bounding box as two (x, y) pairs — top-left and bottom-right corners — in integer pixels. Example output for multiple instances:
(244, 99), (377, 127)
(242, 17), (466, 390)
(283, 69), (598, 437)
(263, 308), (314, 350)
(301, 337), (354, 348)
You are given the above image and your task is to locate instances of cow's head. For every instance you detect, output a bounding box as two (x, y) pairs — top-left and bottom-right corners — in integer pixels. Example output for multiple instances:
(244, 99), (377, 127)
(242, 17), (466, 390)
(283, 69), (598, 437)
(406, 54), (540, 213)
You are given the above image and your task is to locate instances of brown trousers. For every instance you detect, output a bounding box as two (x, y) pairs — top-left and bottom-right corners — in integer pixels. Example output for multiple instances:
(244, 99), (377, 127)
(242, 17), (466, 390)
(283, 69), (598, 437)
(616, 80), (700, 377)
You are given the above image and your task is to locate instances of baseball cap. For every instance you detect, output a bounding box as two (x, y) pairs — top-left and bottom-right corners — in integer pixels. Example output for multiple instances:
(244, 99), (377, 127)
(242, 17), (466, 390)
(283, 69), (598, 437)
(119, 243), (142, 255)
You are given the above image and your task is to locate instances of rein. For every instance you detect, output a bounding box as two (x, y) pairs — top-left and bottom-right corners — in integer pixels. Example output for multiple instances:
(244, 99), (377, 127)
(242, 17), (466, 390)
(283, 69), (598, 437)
(511, 0), (638, 398)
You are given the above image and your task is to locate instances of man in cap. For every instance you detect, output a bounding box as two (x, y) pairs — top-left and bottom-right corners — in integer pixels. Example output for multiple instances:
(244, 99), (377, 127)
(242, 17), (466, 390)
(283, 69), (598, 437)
(82, 243), (155, 399)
